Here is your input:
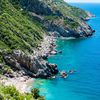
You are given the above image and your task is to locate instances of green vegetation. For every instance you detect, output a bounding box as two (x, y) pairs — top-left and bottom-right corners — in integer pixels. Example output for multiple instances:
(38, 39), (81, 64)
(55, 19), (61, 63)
(0, 64), (13, 75)
(43, 0), (89, 27)
(0, 0), (90, 55)
(0, 0), (47, 66)
(64, 19), (79, 29)
(0, 0), (91, 76)
(0, 0), (45, 54)
(44, 15), (59, 21)
(0, 84), (44, 100)
(44, 0), (88, 19)
(0, 0), (91, 98)
(31, 88), (45, 100)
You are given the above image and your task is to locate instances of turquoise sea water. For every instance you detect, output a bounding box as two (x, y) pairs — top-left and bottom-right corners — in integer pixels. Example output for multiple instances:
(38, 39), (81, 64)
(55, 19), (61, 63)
(33, 3), (100, 100)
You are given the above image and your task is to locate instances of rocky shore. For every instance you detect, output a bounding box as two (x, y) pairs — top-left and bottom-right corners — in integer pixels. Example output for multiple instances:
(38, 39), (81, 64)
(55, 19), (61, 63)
(84, 11), (95, 21)
(0, 27), (95, 93)
(0, 17), (95, 93)
(34, 35), (57, 57)
(0, 20), (95, 94)
(0, 35), (59, 93)
(2, 35), (58, 79)
(0, 0), (96, 94)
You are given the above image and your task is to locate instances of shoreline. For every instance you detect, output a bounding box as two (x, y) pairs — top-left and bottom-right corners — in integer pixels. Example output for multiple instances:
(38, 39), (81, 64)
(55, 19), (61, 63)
(0, 0), (96, 97)
(34, 35), (57, 57)
(0, 32), (94, 93)
(0, 31), (94, 93)
(0, 35), (57, 93)
(0, 75), (34, 93)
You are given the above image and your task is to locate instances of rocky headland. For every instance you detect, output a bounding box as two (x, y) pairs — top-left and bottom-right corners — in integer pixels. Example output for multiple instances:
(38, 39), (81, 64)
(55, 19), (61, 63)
(0, 0), (95, 93)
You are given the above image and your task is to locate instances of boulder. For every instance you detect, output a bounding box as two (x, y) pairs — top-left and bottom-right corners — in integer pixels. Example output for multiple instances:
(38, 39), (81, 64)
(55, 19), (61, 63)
(50, 50), (57, 55)
(41, 54), (48, 60)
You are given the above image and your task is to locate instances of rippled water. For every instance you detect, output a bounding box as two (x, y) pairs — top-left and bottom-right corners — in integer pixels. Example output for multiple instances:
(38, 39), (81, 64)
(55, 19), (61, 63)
(33, 3), (100, 100)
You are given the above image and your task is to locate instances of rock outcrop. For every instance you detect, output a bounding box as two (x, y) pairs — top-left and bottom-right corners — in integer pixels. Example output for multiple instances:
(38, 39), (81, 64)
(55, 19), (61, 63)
(15, 0), (95, 38)
(3, 50), (58, 78)
(0, 0), (95, 79)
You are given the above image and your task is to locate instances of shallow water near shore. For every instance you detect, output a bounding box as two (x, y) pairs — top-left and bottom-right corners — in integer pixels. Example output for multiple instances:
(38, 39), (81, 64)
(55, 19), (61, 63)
(33, 3), (100, 100)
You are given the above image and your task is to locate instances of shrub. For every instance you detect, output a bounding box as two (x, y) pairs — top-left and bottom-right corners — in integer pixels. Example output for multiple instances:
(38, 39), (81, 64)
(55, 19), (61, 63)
(31, 88), (40, 99)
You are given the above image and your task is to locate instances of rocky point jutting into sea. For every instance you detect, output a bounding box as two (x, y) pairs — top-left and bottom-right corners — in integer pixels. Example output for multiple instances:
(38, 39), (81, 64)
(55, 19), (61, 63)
(0, 0), (95, 94)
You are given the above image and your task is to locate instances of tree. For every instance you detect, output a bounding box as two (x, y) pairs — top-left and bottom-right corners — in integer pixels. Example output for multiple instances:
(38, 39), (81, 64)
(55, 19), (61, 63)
(31, 88), (40, 99)
(0, 93), (4, 100)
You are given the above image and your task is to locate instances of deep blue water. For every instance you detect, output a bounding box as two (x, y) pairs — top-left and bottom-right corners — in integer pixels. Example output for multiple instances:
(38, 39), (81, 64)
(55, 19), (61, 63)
(33, 3), (100, 100)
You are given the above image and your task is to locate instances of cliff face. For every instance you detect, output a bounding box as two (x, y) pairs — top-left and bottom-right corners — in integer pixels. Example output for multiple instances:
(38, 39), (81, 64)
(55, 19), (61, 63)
(10, 0), (94, 37)
(0, 0), (95, 78)
(3, 50), (58, 78)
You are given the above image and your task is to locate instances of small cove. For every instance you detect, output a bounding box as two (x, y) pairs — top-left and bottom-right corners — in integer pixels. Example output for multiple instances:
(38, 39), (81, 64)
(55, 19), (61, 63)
(32, 3), (100, 100)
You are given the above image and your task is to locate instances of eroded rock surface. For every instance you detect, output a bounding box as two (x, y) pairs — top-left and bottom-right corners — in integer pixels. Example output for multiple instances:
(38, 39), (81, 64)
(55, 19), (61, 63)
(3, 50), (58, 78)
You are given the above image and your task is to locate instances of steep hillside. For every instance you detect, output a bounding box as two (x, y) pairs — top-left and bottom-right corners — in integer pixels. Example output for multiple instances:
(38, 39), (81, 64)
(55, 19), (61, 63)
(0, 0), (44, 54)
(9, 0), (94, 37)
(42, 0), (94, 37)
(0, 0), (95, 79)
(0, 0), (47, 78)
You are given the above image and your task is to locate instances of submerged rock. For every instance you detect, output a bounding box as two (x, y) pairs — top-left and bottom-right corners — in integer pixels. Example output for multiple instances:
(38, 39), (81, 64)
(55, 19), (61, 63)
(58, 50), (62, 54)
(60, 71), (68, 78)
